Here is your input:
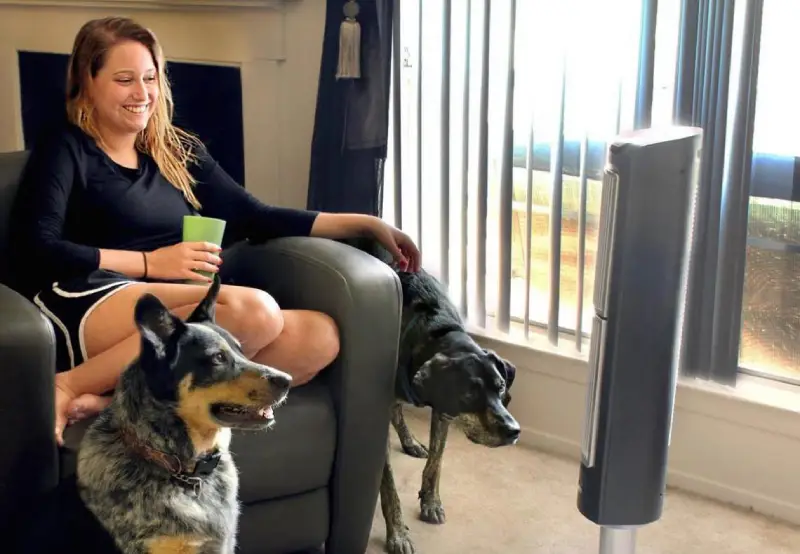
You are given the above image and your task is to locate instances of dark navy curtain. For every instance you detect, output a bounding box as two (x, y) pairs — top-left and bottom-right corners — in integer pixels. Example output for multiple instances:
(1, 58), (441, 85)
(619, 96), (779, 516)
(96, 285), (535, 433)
(306, 0), (394, 217)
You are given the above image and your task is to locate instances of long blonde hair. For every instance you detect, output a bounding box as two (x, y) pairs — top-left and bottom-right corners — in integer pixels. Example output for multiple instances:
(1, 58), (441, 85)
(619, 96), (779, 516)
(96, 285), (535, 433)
(65, 16), (202, 209)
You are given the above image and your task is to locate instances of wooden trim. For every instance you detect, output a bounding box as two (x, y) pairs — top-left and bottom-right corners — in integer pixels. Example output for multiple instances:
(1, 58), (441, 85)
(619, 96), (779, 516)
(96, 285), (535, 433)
(0, 0), (296, 11)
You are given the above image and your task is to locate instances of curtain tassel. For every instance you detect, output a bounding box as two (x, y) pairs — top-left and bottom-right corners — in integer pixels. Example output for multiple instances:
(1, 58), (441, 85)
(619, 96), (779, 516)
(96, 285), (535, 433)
(336, 0), (362, 80)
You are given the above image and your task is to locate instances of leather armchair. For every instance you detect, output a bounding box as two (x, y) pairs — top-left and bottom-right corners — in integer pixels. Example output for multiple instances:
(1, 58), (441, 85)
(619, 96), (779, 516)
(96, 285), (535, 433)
(0, 150), (401, 553)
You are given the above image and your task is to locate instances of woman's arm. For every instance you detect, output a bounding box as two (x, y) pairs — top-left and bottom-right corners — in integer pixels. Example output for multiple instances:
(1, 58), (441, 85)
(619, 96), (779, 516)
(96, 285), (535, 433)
(11, 133), (158, 284)
(190, 149), (385, 240)
(189, 147), (421, 270)
(10, 133), (101, 290)
(307, 212), (380, 239)
(190, 148), (320, 243)
(98, 249), (147, 278)
(308, 213), (421, 271)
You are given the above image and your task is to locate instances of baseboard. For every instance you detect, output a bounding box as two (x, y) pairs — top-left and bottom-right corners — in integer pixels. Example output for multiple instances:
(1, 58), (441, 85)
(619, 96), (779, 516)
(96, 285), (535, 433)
(666, 469), (800, 526)
(517, 425), (581, 459)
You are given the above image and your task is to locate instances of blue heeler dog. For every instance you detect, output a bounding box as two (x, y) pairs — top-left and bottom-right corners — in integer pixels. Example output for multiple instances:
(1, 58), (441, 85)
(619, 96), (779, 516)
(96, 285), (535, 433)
(75, 275), (292, 553)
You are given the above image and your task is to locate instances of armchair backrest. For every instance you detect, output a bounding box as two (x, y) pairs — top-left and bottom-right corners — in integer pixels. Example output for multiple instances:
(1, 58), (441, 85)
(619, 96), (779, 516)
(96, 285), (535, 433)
(0, 151), (30, 285)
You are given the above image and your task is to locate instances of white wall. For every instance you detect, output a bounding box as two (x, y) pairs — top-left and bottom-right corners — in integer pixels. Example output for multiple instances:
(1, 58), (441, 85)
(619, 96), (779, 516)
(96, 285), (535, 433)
(0, 0), (324, 209)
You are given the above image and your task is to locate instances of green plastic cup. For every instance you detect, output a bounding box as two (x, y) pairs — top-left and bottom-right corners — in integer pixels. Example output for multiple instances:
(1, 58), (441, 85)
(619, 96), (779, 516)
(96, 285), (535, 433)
(182, 215), (226, 280)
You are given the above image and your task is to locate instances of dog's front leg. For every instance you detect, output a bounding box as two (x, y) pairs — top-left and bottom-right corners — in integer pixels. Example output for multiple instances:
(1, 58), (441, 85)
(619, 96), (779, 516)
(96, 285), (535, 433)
(380, 439), (416, 554)
(418, 411), (449, 524)
(391, 402), (428, 458)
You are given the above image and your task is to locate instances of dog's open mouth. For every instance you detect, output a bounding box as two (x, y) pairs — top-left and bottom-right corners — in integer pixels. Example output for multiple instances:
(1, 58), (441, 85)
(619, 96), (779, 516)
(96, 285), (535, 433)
(211, 403), (274, 427)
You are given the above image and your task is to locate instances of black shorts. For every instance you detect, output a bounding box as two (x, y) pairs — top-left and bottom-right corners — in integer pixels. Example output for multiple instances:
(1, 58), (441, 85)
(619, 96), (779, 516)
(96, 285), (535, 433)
(32, 270), (139, 372)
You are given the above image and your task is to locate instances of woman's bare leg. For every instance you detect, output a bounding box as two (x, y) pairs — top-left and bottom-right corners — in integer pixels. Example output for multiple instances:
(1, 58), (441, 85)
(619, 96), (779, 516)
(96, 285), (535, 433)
(81, 281), (338, 386)
(250, 310), (340, 386)
(60, 283), (279, 399)
(82, 282), (284, 360)
(55, 281), (339, 442)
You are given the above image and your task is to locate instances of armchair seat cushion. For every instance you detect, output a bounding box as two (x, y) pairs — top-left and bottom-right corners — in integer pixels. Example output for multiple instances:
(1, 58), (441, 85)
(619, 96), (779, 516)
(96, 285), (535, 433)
(234, 379), (336, 503)
(58, 379), (337, 504)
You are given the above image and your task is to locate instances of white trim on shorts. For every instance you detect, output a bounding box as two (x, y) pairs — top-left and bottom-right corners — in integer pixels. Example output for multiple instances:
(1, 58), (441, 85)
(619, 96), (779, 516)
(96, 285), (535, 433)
(33, 293), (76, 368)
(34, 280), (137, 369)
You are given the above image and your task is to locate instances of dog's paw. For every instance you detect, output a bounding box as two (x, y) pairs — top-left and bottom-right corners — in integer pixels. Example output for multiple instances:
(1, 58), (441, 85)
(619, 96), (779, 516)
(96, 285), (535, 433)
(401, 440), (429, 459)
(386, 529), (416, 554)
(419, 498), (446, 524)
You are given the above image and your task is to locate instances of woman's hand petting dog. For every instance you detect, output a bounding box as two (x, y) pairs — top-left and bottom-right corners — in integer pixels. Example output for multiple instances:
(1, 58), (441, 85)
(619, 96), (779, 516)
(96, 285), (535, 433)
(369, 218), (421, 273)
(54, 375), (111, 446)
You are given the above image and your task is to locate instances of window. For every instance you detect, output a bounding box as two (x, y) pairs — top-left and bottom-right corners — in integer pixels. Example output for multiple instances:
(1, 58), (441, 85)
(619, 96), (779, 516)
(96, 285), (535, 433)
(739, 0), (800, 383)
(384, 0), (798, 387)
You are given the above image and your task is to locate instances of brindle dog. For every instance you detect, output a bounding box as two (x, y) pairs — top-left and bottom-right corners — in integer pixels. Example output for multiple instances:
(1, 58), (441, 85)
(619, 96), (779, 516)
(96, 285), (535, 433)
(379, 267), (521, 554)
(75, 276), (292, 554)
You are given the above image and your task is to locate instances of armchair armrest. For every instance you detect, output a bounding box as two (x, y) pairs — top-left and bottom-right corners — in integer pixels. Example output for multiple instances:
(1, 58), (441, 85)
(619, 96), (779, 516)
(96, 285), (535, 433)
(0, 283), (59, 534)
(219, 237), (402, 554)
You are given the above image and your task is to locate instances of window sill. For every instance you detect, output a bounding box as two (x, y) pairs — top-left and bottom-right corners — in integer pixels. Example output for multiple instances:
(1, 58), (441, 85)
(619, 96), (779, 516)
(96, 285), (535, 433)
(469, 323), (800, 425)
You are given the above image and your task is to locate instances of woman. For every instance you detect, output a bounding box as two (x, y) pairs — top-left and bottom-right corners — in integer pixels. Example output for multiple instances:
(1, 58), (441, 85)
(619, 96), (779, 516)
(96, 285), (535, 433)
(9, 16), (420, 445)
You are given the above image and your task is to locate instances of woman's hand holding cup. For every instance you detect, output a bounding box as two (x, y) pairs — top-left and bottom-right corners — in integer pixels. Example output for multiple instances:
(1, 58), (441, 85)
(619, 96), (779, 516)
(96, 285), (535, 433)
(146, 241), (223, 282)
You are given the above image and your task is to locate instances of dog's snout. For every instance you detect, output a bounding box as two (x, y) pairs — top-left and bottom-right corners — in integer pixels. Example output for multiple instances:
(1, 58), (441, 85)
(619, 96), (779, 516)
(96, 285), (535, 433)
(268, 372), (292, 391)
(502, 421), (521, 441)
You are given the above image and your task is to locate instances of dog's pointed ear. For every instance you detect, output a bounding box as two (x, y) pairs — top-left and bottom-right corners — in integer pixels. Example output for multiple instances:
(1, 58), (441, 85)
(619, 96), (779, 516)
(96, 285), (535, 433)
(187, 274), (221, 324)
(134, 293), (186, 357)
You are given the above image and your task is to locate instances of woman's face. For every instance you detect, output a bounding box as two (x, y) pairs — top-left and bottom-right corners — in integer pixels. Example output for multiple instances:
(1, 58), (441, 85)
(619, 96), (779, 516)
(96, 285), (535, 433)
(87, 39), (159, 138)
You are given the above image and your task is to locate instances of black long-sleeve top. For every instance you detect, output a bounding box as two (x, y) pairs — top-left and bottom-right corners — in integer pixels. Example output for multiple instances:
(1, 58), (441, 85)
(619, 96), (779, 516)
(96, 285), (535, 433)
(8, 123), (319, 299)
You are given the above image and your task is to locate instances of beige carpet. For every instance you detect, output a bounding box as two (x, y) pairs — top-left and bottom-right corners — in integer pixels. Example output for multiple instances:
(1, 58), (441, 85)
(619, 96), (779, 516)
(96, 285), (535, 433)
(367, 411), (800, 554)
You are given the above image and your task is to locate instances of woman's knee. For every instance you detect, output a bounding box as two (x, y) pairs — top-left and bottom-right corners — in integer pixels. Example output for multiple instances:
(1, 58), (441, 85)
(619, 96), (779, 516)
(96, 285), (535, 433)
(218, 286), (284, 354)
